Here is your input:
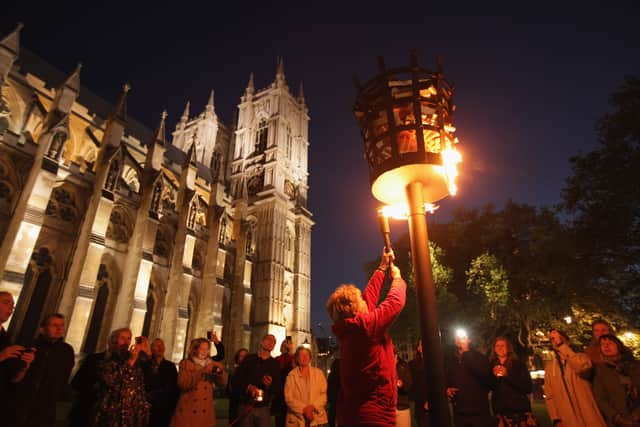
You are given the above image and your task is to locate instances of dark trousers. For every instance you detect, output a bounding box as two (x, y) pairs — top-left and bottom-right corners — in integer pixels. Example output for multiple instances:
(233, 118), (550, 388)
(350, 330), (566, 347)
(454, 414), (497, 427)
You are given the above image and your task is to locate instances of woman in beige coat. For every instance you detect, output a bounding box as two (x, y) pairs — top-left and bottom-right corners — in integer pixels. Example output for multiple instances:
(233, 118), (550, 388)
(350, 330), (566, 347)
(544, 329), (606, 427)
(285, 346), (328, 427)
(170, 338), (226, 427)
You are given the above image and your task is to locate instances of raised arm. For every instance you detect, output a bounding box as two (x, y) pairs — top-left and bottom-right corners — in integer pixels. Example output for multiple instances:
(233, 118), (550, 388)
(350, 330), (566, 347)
(368, 267), (406, 338)
(362, 249), (395, 310)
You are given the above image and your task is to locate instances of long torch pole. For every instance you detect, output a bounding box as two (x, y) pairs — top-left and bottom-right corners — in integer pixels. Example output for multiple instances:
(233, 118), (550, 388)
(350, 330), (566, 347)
(405, 181), (451, 427)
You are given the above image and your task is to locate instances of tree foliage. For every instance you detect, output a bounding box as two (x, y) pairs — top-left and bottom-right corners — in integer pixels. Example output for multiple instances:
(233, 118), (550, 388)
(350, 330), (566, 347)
(466, 252), (509, 319)
(562, 76), (640, 324)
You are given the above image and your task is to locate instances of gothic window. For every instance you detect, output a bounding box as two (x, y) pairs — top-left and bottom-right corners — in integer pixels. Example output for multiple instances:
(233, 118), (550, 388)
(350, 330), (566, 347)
(120, 164), (141, 193)
(285, 124), (292, 159)
(18, 248), (54, 344)
(254, 119), (268, 154)
(219, 218), (227, 244)
(210, 150), (222, 181)
(142, 288), (155, 338)
(151, 181), (162, 213)
(84, 271), (109, 354)
(188, 200), (197, 230)
(246, 228), (253, 255)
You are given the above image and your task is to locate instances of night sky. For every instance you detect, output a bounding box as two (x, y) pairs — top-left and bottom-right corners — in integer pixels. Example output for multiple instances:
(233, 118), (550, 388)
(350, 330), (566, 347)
(3, 1), (640, 336)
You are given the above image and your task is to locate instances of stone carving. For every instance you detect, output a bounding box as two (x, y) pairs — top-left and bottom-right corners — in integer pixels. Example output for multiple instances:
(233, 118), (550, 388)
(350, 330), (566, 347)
(247, 172), (264, 196)
(154, 224), (173, 258)
(106, 207), (133, 244)
(47, 132), (67, 161)
(284, 179), (297, 201)
(45, 187), (79, 223)
(105, 157), (121, 191)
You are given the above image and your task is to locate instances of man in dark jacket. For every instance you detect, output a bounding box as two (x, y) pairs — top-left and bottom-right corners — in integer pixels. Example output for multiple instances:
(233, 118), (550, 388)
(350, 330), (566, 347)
(445, 330), (496, 427)
(144, 338), (178, 427)
(14, 313), (75, 427)
(0, 291), (35, 424)
(233, 333), (282, 427)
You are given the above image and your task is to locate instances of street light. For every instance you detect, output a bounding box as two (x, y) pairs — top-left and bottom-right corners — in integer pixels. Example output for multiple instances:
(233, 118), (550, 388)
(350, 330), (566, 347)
(353, 51), (461, 427)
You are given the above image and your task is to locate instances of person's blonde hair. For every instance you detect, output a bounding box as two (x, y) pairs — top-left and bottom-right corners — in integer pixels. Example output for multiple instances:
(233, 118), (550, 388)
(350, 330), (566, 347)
(326, 284), (367, 323)
(188, 338), (210, 359)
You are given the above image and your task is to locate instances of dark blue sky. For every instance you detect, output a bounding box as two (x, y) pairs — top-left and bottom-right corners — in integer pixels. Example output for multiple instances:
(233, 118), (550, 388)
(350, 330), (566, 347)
(3, 1), (640, 335)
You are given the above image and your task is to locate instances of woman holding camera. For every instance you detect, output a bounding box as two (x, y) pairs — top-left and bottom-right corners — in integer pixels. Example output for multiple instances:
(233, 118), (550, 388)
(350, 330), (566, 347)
(170, 337), (226, 427)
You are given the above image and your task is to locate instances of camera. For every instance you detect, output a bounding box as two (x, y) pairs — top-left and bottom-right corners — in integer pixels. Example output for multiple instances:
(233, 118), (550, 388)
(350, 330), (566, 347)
(135, 337), (143, 345)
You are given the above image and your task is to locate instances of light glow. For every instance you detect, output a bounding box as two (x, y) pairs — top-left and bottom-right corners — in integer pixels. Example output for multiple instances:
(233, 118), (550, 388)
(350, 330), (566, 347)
(379, 203), (438, 220)
(455, 328), (468, 339)
(441, 145), (462, 196)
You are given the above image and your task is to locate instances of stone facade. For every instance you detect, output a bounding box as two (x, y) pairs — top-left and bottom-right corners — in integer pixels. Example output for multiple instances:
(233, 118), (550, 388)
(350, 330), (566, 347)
(0, 25), (313, 362)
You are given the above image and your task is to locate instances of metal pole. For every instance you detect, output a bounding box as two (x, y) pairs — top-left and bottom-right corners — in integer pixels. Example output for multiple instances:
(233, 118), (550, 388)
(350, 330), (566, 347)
(405, 181), (451, 427)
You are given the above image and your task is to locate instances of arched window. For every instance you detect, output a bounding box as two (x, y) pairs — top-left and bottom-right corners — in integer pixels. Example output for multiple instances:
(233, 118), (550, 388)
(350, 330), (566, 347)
(254, 119), (268, 153)
(84, 279), (109, 354)
(285, 124), (292, 159)
(187, 200), (197, 230)
(246, 228), (253, 255)
(219, 218), (227, 244)
(142, 288), (155, 338)
(151, 181), (162, 213)
(18, 256), (52, 344)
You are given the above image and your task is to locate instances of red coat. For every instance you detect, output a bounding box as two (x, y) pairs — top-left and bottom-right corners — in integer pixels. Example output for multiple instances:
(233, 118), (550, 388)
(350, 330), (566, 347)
(332, 270), (406, 427)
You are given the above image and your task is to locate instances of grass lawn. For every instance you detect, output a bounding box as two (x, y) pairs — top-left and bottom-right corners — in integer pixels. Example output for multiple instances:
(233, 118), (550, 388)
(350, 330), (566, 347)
(531, 401), (552, 427)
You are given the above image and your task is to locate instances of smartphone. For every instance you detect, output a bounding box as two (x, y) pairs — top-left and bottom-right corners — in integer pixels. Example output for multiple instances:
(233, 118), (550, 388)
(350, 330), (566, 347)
(207, 330), (213, 341)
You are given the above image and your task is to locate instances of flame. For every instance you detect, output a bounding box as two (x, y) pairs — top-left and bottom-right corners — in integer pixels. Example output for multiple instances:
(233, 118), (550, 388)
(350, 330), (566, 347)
(379, 203), (438, 220)
(441, 145), (462, 196)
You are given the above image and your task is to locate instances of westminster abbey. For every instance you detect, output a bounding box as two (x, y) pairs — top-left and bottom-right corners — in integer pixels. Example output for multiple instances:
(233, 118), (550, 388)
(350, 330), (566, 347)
(0, 24), (313, 362)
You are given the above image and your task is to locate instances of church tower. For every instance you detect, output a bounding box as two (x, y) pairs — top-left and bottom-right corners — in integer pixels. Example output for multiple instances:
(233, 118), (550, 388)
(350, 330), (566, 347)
(227, 58), (312, 352)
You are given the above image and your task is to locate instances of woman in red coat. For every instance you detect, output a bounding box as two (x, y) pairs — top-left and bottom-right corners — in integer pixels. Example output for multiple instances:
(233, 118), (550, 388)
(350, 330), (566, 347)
(326, 249), (406, 427)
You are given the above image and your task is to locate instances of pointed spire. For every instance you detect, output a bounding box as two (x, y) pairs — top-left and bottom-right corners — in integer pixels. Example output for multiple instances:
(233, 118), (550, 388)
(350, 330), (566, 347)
(111, 83), (130, 123)
(245, 72), (255, 96)
(152, 110), (167, 146)
(276, 57), (285, 79)
(297, 82), (305, 104)
(181, 100), (190, 122)
(0, 22), (23, 56)
(63, 62), (82, 93)
(205, 89), (215, 115)
(51, 62), (82, 114)
(0, 23), (23, 84)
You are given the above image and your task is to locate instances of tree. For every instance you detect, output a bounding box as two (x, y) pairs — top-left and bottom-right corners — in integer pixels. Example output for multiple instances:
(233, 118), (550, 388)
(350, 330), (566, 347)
(466, 252), (509, 320)
(562, 76), (640, 326)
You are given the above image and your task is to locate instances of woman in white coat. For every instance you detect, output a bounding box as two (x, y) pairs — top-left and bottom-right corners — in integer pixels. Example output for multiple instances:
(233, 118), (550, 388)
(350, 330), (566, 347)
(285, 346), (329, 427)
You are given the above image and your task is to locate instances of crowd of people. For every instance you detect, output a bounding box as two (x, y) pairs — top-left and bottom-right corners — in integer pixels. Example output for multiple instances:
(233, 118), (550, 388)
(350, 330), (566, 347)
(1, 246), (640, 427)
(325, 250), (640, 427)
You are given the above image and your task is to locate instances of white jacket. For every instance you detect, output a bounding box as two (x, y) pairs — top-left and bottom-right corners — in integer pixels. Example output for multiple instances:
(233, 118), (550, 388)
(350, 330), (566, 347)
(284, 366), (328, 427)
